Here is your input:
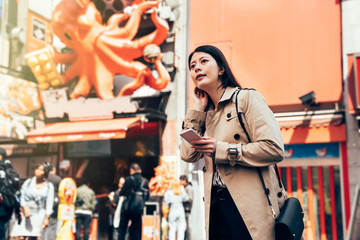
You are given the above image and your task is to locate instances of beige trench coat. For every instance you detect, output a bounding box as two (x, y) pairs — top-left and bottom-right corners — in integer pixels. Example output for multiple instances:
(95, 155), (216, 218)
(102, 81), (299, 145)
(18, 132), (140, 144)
(180, 87), (286, 240)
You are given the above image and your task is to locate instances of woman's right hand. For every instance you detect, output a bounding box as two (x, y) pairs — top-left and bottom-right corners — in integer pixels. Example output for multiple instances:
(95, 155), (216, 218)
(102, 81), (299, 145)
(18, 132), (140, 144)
(193, 87), (208, 111)
(23, 206), (31, 218)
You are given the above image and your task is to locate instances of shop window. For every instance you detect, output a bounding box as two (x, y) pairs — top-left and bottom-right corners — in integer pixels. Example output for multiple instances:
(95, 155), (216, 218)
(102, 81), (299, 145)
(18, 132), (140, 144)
(280, 166), (344, 240)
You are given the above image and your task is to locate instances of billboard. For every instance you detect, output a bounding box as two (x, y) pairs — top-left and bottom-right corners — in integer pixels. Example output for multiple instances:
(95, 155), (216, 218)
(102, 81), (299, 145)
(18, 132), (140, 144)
(0, 73), (42, 139)
(189, 0), (342, 106)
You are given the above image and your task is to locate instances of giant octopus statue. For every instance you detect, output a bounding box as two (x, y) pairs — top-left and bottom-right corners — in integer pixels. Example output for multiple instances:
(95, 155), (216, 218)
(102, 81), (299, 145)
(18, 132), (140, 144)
(49, 0), (170, 99)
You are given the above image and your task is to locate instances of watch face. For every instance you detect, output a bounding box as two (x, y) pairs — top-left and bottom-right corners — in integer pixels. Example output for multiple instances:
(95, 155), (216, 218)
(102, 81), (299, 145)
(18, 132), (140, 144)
(228, 148), (238, 155)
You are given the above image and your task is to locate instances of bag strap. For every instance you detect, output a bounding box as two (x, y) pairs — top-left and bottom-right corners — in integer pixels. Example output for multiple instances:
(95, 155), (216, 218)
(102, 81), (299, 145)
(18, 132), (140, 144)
(235, 91), (283, 188)
(235, 89), (278, 218)
(139, 178), (147, 192)
(130, 176), (146, 192)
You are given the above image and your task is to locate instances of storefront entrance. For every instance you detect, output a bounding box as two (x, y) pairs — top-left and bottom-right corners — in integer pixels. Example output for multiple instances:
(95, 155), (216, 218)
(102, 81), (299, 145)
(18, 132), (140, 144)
(278, 143), (345, 240)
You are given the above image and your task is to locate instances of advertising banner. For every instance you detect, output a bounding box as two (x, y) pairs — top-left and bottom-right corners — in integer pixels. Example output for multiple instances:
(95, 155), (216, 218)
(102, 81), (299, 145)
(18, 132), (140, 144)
(0, 73), (42, 139)
(26, 11), (51, 53)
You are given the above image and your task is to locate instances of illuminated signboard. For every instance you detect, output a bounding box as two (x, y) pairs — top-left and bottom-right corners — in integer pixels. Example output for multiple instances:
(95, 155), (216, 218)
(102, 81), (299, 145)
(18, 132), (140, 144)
(0, 73), (42, 139)
(284, 143), (339, 159)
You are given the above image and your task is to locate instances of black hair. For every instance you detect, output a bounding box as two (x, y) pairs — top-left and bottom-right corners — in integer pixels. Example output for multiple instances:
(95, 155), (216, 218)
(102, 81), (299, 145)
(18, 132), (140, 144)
(35, 162), (51, 179)
(129, 162), (141, 172)
(179, 175), (188, 183)
(44, 162), (54, 172)
(188, 45), (241, 89)
(0, 147), (6, 158)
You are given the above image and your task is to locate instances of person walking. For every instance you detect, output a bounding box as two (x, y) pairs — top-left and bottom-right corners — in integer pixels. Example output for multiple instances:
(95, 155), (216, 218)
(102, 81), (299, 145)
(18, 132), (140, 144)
(117, 163), (149, 240)
(0, 148), (21, 240)
(10, 162), (54, 240)
(180, 45), (286, 240)
(179, 175), (193, 240)
(42, 163), (62, 240)
(108, 177), (125, 240)
(75, 178), (96, 240)
(163, 181), (189, 240)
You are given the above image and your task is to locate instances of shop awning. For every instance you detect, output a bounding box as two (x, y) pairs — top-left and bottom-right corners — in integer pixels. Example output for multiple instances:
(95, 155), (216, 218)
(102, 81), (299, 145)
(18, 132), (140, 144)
(26, 117), (142, 143)
(275, 111), (346, 144)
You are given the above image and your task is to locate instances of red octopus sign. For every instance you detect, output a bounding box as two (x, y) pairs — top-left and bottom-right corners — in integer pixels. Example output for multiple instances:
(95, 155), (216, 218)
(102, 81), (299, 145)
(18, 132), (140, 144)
(45, 0), (170, 99)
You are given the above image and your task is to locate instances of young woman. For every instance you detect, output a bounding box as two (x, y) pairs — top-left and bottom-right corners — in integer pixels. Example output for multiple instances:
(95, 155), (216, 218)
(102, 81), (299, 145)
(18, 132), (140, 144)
(11, 163), (54, 240)
(180, 45), (286, 240)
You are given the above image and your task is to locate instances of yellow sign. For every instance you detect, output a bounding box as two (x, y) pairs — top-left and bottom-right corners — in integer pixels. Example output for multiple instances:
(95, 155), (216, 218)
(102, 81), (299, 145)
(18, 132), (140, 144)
(58, 204), (75, 220)
(25, 48), (63, 90)
(58, 177), (77, 205)
(57, 178), (77, 240)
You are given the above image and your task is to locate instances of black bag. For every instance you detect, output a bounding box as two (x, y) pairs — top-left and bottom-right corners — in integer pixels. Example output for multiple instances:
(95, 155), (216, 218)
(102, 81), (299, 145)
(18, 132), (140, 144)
(275, 197), (305, 240)
(235, 89), (304, 240)
(0, 160), (20, 196)
(0, 159), (21, 222)
(121, 176), (148, 215)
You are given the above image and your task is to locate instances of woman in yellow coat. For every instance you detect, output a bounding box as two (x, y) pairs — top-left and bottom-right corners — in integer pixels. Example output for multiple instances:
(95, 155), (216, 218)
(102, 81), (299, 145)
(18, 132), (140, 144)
(180, 45), (286, 240)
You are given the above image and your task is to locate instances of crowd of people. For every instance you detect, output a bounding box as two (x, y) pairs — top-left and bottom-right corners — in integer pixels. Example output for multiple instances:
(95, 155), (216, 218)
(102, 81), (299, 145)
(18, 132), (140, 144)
(0, 149), (194, 240)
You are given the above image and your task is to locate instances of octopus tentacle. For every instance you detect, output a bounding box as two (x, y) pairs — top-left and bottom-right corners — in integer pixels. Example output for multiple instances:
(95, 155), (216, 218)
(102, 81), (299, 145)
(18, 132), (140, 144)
(52, 49), (77, 66)
(132, 9), (169, 51)
(69, 75), (92, 99)
(106, 14), (129, 32)
(93, 56), (116, 99)
(103, 0), (161, 40)
(118, 62), (150, 96)
(62, 59), (82, 84)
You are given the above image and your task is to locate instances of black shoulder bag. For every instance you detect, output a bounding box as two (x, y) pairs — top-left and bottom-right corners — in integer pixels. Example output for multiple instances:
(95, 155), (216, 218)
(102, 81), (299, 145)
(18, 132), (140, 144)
(235, 90), (304, 240)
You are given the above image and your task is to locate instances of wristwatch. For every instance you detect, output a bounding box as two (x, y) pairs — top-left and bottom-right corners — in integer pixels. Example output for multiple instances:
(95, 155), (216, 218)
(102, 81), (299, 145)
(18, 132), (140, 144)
(227, 145), (238, 166)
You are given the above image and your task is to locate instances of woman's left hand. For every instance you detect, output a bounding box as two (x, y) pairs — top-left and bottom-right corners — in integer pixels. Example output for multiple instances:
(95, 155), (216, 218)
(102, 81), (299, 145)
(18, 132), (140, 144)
(191, 137), (217, 158)
(42, 216), (49, 230)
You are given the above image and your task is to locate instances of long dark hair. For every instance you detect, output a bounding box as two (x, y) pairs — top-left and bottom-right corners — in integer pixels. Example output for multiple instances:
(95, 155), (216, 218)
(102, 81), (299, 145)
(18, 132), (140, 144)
(188, 45), (241, 89)
(35, 162), (51, 179)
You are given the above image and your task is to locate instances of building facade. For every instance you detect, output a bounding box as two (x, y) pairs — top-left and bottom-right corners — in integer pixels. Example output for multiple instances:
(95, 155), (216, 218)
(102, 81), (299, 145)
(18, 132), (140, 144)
(1, 0), (360, 239)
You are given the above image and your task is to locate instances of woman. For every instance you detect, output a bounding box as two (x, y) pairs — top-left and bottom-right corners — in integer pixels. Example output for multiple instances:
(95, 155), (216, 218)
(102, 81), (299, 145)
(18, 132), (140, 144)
(163, 181), (189, 240)
(180, 45), (286, 240)
(109, 177), (125, 240)
(11, 162), (54, 240)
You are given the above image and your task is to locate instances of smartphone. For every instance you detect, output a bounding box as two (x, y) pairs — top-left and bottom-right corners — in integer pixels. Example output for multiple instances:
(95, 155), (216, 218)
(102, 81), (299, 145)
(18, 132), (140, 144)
(180, 129), (202, 144)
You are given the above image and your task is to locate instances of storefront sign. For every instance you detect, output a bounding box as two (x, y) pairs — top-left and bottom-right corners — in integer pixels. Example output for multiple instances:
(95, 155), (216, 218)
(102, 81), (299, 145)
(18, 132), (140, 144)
(284, 142), (339, 159)
(26, 11), (51, 53)
(66, 140), (111, 157)
(41, 88), (138, 121)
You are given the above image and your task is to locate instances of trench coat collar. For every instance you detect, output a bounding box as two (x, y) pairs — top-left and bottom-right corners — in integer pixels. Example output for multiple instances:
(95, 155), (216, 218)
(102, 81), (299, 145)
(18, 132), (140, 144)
(219, 86), (239, 103)
(207, 86), (239, 111)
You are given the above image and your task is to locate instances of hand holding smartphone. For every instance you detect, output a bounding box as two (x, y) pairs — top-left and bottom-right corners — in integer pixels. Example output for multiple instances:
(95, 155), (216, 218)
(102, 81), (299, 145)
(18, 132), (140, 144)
(180, 129), (202, 144)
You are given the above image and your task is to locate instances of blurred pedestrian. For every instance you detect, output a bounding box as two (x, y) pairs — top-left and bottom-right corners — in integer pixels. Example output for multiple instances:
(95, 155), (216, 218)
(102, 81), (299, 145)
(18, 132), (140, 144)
(10, 162), (54, 240)
(118, 163), (149, 240)
(0, 148), (21, 240)
(42, 163), (62, 240)
(108, 177), (125, 240)
(163, 181), (189, 240)
(75, 178), (96, 240)
(179, 175), (193, 240)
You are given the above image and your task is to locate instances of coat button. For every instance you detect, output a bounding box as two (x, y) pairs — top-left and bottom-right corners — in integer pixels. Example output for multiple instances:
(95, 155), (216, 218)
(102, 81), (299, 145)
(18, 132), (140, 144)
(203, 166), (206, 172)
(227, 113), (231, 118)
(234, 134), (240, 140)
